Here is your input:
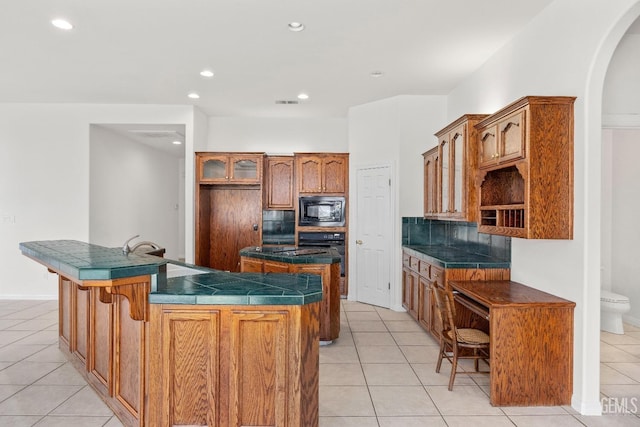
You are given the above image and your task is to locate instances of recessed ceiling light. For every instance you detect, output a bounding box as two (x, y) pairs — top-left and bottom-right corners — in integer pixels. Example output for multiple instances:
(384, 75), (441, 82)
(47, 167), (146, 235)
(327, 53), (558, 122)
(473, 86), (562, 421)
(187, 92), (200, 99)
(200, 70), (214, 78)
(288, 22), (305, 32)
(51, 19), (73, 30)
(172, 140), (182, 145)
(297, 93), (309, 100)
(370, 71), (384, 78)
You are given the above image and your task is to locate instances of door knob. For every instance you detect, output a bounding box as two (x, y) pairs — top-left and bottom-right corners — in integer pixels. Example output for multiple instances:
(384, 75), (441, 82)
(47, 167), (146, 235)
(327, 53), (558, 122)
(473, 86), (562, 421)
(253, 224), (258, 231)
(356, 240), (363, 245)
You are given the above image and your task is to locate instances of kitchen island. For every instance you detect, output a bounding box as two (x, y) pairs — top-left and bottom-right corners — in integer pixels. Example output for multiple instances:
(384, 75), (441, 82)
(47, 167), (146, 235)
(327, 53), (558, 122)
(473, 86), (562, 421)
(20, 240), (322, 427)
(239, 246), (341, 343)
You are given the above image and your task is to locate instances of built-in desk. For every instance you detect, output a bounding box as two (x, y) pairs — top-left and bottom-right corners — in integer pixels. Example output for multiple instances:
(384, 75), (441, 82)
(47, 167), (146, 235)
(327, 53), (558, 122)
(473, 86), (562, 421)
(448, 280), (575, 407)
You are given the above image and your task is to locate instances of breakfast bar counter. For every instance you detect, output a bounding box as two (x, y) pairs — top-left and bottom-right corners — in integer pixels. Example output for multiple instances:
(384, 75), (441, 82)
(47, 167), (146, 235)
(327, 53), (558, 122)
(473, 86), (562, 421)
(20, 240), (322, 427)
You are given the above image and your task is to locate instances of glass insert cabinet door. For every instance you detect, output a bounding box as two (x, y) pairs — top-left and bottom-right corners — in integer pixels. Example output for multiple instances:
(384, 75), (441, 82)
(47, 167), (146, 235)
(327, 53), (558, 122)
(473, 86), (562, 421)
(199, 155), (261, 183)
(232, 158), (259, 180)
(440, 139), (450, 213)
(202, 158), (227, 179)
(452, 130), (464, 214)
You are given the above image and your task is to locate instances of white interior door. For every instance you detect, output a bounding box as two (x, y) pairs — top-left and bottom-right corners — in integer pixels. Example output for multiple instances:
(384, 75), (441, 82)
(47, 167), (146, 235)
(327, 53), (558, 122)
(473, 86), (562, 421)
(355, 165), (392, 307)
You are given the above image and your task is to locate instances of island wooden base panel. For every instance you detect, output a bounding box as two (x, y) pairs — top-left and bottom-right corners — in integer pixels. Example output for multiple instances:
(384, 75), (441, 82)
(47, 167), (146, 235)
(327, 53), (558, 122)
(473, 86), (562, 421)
(58, 276), (320, 427)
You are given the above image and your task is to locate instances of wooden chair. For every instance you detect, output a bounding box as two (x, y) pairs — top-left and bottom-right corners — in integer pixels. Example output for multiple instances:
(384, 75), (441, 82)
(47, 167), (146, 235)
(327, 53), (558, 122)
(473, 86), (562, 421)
(433, 285), (490, 390)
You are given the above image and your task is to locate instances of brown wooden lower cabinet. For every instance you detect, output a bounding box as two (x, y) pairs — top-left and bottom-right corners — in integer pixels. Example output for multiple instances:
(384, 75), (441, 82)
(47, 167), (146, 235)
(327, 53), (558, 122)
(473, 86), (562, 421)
(401, 249), (510, 340)
(240, 256), (340, 343)
(58, 276), (320, 427)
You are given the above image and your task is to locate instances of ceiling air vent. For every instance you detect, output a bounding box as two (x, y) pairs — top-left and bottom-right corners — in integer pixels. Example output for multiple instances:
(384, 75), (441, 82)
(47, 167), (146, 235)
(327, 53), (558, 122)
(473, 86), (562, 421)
(275, 100), (299, 105)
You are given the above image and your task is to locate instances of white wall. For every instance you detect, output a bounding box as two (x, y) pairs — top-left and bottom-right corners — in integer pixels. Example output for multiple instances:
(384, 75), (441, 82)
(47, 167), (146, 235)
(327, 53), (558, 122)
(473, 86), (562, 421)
(0, 103), (198, 298)
(207, 117), (348, 153)
(89, 125), (181, 259)
(606, 129), (640, 325)
(348, 95), (446, 310)
(445, 0), (640, 415)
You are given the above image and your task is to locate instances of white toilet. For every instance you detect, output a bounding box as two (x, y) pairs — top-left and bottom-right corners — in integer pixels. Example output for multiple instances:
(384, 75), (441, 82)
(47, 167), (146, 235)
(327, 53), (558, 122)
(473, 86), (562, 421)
(601, 289), (631, 334)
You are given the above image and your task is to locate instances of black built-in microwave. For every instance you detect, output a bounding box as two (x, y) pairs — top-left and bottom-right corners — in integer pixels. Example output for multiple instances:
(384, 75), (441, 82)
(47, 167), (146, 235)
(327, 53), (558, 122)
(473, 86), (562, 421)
(298, 196), (346, 227)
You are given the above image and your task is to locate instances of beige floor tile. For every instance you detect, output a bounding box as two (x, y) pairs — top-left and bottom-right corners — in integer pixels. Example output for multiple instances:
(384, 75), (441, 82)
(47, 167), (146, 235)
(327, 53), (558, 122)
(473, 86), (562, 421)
(352, 332), (396, 346)
(342, 302), (377, 312)
(507, 414), (587, 426)
(357, 345), (407, 363)
(607, 363), (640, 383)
(384, 320), (424, 332)
(602, 342), (640, 363)
(391, 331), (437, 346)
(411, 363), (476, 386)
(0, 415), (43, 426)
(332, 332), (355, 347)
(34, 363), (87, 386)
(13, 330), (58, 346)
(601, 364), (640, 384)
(400, 345), (440, 364)
(378, 415), (447, 426)
(0, 361), (63, 385)
(575, 413), (640, 426)
(369, 385), (439, 416)
(601, 384), (640, 400)
(624, 332), (640, 341)
(25, 345), (68, 363)
(345, 311), (381, 321)
(443, 415), (515, 426)
(34, 415), (114, 426)
(319, 416), (379, 426)
(0, 331), (35, 346)
(601, 332), (640, 346)
(320, 344), (360, 364)
(319, 385), (375, 417)
(362, 363), (420, 385)
(0, 384), (25, 401)
(320, 363), (366, 386)
(0, 344), (48, 362)
(425, 385), (503, 416)
(0, 319), (23, 329)
(50, 386), (114, 416)
(375, 308), (412, 321)
(0, 385), (82, 415)
(104, 417), (125, 427)
(348, 320), (388, 332)
(616, 345), (640, 358)
(6, 319), (57, 331)
(500, 405), (570, 415)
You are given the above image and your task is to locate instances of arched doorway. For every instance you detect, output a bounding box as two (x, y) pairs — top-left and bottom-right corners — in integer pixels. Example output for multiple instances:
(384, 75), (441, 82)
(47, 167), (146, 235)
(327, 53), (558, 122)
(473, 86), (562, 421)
(585, 0), (640, 414)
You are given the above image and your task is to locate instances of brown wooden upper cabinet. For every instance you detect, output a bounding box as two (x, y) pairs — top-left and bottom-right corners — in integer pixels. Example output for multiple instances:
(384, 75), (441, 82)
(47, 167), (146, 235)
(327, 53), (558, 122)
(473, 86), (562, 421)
(424, 115), (487, 222)
(264, 156), (295, 209)
(478, 109), (526, 168)
(423, 147), (439, 216)
(296, 153), (348, 194)
(476, 96), (576, 239)
(197, 152), (264, 184)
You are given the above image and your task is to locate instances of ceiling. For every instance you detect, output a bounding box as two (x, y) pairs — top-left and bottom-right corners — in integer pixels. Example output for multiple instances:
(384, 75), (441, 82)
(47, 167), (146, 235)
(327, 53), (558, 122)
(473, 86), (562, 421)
(0, 0), (558, 119)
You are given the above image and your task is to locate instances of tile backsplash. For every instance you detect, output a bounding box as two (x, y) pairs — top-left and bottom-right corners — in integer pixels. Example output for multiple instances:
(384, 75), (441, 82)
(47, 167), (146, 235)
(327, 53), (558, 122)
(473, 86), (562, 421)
(262, 210), (295, 245)
(402, 217), (511, 261)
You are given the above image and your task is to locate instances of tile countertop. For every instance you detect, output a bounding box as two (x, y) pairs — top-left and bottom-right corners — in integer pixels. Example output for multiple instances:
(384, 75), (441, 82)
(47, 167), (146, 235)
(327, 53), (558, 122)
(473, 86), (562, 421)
(19, 240), (322, 306)
(239, 246), (342, 264)
(403, 245), (511, 269)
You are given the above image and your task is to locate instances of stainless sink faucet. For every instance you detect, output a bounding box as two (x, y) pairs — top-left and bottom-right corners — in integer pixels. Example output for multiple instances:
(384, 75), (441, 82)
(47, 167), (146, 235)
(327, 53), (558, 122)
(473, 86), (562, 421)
(122, 234), (140, 255)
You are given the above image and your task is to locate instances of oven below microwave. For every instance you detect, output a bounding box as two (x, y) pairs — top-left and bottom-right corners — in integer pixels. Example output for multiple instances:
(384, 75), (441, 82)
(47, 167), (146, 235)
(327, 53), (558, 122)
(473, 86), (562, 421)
(298, 196), (346, 227)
